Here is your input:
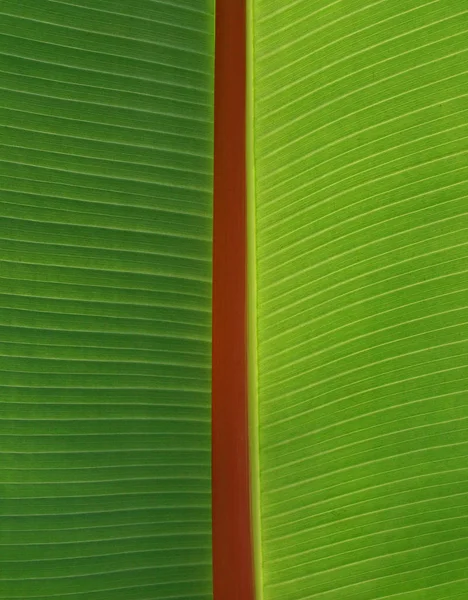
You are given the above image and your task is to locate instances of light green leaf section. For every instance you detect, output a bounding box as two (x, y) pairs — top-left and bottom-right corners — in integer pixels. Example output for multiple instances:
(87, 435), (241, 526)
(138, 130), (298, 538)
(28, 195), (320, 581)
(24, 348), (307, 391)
(251, 1), (468, 599)
(0, 1), (214, 598)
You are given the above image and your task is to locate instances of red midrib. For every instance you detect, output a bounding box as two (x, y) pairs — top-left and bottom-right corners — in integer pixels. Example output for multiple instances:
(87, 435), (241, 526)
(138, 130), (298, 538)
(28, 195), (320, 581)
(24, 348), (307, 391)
(211, 1), (255, 599)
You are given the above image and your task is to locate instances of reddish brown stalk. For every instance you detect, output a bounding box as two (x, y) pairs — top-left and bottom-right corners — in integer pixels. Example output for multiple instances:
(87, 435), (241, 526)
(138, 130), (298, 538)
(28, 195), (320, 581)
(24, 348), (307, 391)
(211, 1), (254, 599)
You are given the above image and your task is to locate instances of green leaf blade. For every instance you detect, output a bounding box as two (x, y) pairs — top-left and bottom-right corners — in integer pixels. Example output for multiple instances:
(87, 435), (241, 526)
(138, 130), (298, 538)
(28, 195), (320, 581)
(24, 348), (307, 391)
(0, 1), (214, 598)
(252, 1), (468, 599)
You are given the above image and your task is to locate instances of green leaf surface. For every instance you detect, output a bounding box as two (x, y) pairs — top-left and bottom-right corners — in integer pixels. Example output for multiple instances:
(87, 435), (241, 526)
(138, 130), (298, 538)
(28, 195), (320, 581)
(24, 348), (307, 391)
(251, 1), (468, 599)
(0, 1), (214, 598)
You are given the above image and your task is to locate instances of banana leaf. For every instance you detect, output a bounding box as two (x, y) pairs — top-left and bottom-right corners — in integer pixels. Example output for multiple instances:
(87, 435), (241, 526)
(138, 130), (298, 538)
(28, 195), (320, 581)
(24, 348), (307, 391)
(249, 1), (468, 599)
(0, 1), (215, 598)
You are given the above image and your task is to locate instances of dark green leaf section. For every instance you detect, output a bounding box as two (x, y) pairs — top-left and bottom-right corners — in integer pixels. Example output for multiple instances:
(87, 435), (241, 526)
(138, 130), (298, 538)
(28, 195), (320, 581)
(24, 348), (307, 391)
(0, 1), (214, 598)
(252, 1), (468, 599)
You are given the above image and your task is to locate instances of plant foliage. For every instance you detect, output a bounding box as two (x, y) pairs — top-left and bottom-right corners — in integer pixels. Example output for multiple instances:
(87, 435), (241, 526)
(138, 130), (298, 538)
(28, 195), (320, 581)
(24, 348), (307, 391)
(0, 1), (214, 598)
(251, 1), (468, 598)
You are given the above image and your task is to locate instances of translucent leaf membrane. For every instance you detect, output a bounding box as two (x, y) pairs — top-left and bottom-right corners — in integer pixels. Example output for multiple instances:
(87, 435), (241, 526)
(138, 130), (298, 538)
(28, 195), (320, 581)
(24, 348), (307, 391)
(251, 1), (468, 599)
(0, 1), (214, 598)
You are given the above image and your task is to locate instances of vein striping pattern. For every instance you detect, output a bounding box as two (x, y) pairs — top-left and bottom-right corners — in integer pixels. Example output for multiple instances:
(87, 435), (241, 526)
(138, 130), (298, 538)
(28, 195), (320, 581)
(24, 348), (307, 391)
(252, 1), (468, 599)
(0, 1), (214, 598)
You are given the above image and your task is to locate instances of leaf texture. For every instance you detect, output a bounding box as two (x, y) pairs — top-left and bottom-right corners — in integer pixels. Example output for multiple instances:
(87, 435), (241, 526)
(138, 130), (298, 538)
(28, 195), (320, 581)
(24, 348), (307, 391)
(251, 1), (468, 599)
(0, 1), (214, 598)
